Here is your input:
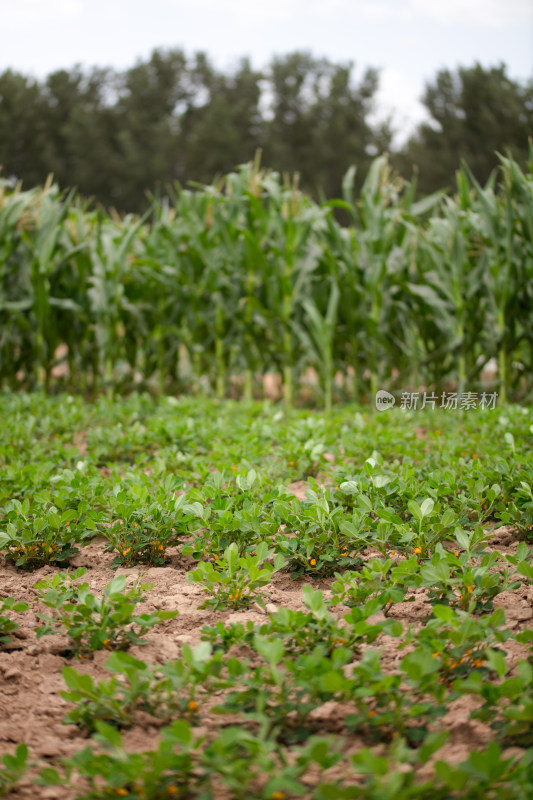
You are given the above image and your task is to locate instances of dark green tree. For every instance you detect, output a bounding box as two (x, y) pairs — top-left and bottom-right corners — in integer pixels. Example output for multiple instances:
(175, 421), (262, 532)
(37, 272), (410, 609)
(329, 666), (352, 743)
(0, 70), (47, 186)
(111, 49), (193, 210)
(179, 56), (263, 185)
(263, 52), (389, 198)
(399, 63), (533, 194)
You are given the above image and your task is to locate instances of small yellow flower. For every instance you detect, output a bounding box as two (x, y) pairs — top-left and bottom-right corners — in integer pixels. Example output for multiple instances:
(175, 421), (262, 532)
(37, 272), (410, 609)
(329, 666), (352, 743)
(413, 546), (422, 555)
(66, 521), (70, 526)
(461, 452), (467, 457)
(454, 551), (459, 557)
(272, 793), (285, 800)
(288, 461), (296, 467)
(116, 790), (128, 797)
(187, 700), (198, 712)
(158, 544), (164, 551)
(167, 788), (179, 796)
(123, 547), (131, 555)
(48, 546), (54, 553)
(432, 652), (439, 658)
(473, 659), (483, 667)
(134, 522), (138, 527)
(341, 551), (347, 556)
(231, 465), (237, 471)
(472, 454), (478, 459)
(310, 558), (317, 566)
(467, 585), (475, 593)
(435, 429), (441, 435)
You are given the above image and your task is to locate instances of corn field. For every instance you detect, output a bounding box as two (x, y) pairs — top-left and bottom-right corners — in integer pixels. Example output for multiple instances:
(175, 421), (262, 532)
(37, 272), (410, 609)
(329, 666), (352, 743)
(1, 151), (532, 407)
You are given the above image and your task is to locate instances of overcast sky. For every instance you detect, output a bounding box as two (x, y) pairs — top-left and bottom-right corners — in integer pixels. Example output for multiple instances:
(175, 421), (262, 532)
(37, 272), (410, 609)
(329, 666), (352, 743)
(2, 0), (532, 142)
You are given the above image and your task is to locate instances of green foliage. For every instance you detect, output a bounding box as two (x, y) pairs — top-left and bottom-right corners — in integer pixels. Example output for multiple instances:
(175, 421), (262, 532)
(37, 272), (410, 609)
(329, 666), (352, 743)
(402, 63), (533, 197)
(0, 596), (28, 644)
(38, 720), (336, 799)
(1, 148), (533, 402)
(0, 51), (387, 213)
(2, 394), (533, 799)
(60, 644), (228, 732)
(1, 497), (79, 569)
(0, 744), (29, 797)
(187, 542), (284, 609)
(34, 568), (177, 655)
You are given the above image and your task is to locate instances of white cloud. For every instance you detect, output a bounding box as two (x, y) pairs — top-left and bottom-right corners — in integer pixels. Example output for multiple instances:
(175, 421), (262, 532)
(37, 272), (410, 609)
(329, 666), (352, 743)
(371, 67), (430, 146)
(164, 0), (302, 23)
(312, 0), (409, 20)
(164, 0), (531, 28)
(3, 0), (84, 21)
(164, 0), (412, 24)
(411, 0), (533, 27)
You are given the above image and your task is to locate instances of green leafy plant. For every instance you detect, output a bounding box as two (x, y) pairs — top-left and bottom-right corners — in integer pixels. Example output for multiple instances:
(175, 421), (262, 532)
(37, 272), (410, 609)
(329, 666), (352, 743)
(0, 596), (28, 645)
(60, 643), (228, 732)
(1, 498), (79, 570)
(419, 543), (523, 613)
(0, 744), (29, 797)
(38, 718), (336, 800)
(34, 568), (178, 656)
(402, 604), (511, 689)
(102, 492), (203, 568)
(402, 497), (458, 558)
(187, 541), (284, 609)
(331, 556), (419, 615)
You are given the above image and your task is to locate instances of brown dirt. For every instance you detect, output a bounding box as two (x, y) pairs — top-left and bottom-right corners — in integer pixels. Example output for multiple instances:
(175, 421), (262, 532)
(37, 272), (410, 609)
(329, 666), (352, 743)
(1, 520), (532, 798)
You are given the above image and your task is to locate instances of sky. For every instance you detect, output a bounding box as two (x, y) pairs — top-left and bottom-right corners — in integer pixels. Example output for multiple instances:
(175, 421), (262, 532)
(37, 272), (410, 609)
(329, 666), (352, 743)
(1, 0), (532, 143)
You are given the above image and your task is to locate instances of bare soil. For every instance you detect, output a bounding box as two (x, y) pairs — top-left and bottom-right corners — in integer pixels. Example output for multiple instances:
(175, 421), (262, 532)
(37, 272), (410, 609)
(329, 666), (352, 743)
(1, 513), (532, 799)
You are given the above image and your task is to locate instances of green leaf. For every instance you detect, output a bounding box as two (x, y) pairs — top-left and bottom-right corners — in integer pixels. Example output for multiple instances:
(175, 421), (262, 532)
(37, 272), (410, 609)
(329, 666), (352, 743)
(485, 648), (507, 677)
(408, 499), (422, 521)
(420, 498), (435, 517)
(432, 605), (454, 622)
(253, 634), (284, 664)
(94, 720), (122, 748)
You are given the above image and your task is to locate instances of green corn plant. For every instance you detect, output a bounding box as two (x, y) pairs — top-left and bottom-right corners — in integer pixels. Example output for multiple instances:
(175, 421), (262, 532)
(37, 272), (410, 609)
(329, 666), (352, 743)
(296, 276), (340, 413)
(87, 212), (148, 395)
(0, 181), (39, 388)
(414, 181), (485, 393)
(1, 155), (533, 402)
(461, 160), (522, 404)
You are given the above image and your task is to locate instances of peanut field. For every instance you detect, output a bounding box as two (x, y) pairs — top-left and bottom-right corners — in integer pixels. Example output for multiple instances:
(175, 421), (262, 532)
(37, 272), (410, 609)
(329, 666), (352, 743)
(0, 394), (532, 798)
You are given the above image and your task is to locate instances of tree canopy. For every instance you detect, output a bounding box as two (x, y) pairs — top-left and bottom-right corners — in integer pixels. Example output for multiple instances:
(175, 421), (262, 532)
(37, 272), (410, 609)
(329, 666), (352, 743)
(0, 53), (531, 210)
(399, 63), (533, 195)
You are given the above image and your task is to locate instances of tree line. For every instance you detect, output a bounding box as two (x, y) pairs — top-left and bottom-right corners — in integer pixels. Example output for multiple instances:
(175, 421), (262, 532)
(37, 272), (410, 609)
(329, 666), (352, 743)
(0, 50), (531, 212)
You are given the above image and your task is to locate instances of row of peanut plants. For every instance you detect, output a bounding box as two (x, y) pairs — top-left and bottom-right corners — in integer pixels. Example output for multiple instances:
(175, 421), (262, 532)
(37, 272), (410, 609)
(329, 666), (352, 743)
(1, 150), (533, 406)
(1, 394), (533, 797)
